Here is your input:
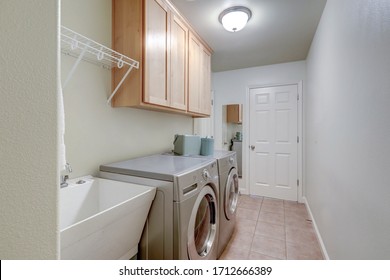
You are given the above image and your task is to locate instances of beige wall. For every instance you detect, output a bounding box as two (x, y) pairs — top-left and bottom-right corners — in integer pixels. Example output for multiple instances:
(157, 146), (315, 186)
(306, 0), (390, 259)
(0, 0), (193, 260)
(61, 0), (193, 178)
(0, 0), (59, 259)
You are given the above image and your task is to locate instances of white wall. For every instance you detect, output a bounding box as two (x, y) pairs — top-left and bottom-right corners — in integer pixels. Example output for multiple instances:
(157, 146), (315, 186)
(62, 0), (193, 178)
(306, 0), (390, 259)
(212, 61), (306, 193)
(0, 0), (59, 259)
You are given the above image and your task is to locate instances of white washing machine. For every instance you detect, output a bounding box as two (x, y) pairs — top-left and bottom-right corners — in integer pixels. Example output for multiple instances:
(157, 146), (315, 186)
(164, 151), (239, 257)
(99, 154), (219, 260)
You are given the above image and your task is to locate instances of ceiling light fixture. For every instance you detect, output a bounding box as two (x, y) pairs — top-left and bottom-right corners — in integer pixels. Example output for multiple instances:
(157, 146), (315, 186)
(218, 6), (252, 32)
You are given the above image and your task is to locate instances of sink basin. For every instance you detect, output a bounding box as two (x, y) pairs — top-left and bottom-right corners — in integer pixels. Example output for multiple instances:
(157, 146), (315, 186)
(60, 176), (156, 260)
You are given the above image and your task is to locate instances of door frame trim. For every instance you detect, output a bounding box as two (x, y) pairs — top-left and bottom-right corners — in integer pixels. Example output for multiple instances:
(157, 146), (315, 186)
(243, 81), (304, 202)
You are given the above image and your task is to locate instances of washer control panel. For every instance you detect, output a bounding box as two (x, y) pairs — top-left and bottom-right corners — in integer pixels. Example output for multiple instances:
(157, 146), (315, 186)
(175, 160), (219, 201)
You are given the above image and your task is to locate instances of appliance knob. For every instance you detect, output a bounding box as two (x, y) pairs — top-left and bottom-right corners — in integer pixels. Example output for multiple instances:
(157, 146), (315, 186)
(202, 169), (210, 180)
(229, 157), (234, 164)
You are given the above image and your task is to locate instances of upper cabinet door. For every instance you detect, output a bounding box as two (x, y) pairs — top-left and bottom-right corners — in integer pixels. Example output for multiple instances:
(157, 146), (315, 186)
(144, 0), (170, 107)
(188, 32), (201, 114)
(200, 47), (211, 115)
(227, 104), (242, 123)
(188, 32), (211, 115)
(170, 14), (188, 111)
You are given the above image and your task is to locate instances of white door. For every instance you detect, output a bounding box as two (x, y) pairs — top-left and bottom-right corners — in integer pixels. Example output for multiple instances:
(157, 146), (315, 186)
(249, 84), (298, 201)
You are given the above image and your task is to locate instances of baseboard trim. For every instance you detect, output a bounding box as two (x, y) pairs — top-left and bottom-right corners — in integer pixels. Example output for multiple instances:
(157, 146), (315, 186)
(303, 196), (330, 260)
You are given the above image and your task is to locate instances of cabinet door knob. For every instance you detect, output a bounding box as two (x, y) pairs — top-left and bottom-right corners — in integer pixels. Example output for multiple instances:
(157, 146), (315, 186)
(250, 145), (255, 151)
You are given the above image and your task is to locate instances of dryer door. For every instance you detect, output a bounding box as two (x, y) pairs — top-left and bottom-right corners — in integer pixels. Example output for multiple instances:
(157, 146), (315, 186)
(187, 185), (218, 260)
(225, 168), (239, 220)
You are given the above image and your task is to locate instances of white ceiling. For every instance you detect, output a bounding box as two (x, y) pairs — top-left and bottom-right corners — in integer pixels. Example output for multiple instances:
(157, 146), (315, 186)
(171, 0), (327, 72)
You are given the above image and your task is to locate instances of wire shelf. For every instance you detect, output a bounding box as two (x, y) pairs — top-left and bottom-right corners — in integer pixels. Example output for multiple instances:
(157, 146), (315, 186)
(61, 26), (139, 103)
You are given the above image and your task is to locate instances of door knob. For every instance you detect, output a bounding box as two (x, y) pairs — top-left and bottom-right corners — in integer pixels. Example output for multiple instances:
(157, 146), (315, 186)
(250, 145), (255, 151)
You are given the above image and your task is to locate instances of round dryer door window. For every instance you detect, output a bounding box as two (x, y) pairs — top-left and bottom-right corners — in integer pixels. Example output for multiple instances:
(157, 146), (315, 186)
(225, 168), (239, 220)
(187, 185), (218, 260)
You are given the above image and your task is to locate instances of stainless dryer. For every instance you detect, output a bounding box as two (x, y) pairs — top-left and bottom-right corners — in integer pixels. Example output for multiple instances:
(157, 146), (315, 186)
(100, 154), (219, 260)
(212, 151), (239, 257)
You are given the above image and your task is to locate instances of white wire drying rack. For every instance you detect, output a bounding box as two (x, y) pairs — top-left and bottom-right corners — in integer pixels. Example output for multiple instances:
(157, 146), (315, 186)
(61, 26), (139, 104)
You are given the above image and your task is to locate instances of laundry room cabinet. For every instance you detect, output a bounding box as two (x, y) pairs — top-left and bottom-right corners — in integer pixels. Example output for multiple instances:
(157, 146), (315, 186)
(227, 104), (242, 124)
(170, 14), (189, 111)
(112, 0), (212, 117)
(188, 32), (212, 116)
(143, 0), (171, 108)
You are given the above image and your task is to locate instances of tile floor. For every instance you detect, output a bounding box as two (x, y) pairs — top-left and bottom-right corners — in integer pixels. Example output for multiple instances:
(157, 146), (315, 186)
(219, 195), (324, 260)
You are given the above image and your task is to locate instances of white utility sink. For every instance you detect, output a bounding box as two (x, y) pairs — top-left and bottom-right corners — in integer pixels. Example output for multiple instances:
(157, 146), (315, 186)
(60, 176), (156, 260)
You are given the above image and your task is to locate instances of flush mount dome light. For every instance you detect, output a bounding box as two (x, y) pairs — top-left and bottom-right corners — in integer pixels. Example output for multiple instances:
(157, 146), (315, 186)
(218, 6), (252, 32)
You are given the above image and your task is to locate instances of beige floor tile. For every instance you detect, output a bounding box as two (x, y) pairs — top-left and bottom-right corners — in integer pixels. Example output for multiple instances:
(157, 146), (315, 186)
(286, 242), (324, 260)
(285, 226), (319, 247)
(284, 200), (306, 209)
(251, 235), (286, 259)
(238, 195), (263, 205)
(219, 243), (250, 260)
(220, 197), (322, 260)
(262, 197), (284, 207)
(258, 210), (284, 225)
(237, 207), (259, 221)
(255, 221), (286, 241)
(285, 213), (313, 230)
(284, 204), (309, 217)
(248, 251), (281, 260)
(235, 218), (257, 235)
(238, 200), (262, 211)
(228, 230), (254, 250)
(261, 203), (284, 215)
(284, 208), (309, 219)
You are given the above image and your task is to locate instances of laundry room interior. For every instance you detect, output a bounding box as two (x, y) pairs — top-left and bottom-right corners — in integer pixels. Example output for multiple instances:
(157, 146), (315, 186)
(1, 0), (390, 261)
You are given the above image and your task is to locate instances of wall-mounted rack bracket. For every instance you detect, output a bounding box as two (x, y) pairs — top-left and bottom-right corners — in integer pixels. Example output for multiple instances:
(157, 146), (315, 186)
(61, 26), (139, 104)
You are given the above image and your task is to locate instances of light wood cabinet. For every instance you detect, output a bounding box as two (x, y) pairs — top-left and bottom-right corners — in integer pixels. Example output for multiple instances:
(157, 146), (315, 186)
(112, 0), (211, 116)
(188, 32), (211, 116)
(227, 104), (242, 124)
(143, 0), (170, 107)
(188, 33), (201, 114)
(170, 14), (188, 111)
(200, 46), (211, 115)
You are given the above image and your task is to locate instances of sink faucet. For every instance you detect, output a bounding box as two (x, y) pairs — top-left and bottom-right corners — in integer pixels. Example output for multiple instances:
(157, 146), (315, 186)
(60, 163), (72, 188)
